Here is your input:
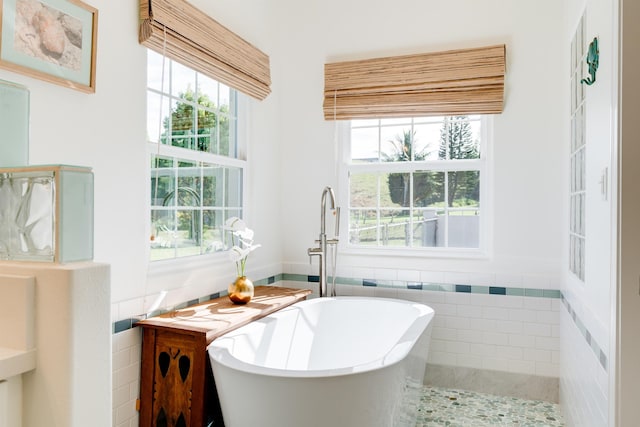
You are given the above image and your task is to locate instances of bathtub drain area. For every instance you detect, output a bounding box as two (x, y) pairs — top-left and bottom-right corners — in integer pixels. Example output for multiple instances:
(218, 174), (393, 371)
(410, 386), (564, 426)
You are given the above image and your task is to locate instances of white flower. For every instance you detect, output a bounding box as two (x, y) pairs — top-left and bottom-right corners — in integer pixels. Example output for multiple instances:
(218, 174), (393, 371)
(245, 243), (261, 253)
(224, 217), (247, 232)
(228, 246), (247, 263)
(225, 217), (260, 277)
(236, 227), (254, 241)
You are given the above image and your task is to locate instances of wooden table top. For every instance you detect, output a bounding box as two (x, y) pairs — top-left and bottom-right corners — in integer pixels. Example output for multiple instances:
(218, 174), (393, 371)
(136, 285), (311, 344)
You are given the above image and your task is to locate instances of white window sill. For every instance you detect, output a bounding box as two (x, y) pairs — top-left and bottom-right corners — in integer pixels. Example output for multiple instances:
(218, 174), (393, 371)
(147, 251), (230, 278)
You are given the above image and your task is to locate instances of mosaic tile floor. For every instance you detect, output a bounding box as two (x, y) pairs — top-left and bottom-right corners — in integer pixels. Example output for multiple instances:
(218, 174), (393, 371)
(414, 386), (565, 427)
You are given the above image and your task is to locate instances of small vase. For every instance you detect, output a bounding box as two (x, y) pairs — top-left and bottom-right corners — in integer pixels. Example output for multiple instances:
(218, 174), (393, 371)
(228, 276), (254, 304)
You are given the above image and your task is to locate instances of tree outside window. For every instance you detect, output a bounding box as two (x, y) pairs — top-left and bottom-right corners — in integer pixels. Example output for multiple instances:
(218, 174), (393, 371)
(348, 115), (484, 249)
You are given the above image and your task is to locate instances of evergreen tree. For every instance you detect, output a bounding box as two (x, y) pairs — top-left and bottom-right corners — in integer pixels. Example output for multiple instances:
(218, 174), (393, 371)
(384, 129), (434, 211)
(438, 116), (480, 207)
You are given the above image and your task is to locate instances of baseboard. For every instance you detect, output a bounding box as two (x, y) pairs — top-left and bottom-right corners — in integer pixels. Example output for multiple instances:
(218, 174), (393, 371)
(424, 363), (559, 403)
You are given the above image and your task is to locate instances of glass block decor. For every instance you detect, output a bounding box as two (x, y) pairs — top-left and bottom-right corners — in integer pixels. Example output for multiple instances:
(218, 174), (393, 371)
(0, 165), (93, 263)
(0, 80), (29, 167)
(569, 13), (587, 281)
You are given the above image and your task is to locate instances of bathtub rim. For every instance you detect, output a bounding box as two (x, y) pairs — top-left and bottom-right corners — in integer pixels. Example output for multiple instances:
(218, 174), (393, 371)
(207, 296), (434, 379)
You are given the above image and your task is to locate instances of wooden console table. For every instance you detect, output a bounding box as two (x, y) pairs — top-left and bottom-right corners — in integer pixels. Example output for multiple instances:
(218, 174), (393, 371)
(136, 285), (311, 427)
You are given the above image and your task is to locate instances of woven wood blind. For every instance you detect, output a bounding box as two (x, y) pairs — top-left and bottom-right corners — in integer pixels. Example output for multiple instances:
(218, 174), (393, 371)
(323, 44), (506, 120)
(139, 0), (271, 100)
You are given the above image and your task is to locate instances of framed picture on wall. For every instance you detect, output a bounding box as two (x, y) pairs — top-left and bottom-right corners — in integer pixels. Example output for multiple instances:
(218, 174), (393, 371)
(0, 0), (97, 93)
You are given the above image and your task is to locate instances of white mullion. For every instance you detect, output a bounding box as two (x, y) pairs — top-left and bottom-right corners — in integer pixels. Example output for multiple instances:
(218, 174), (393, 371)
(376, 173), (381, 245)
(172, 157), (179, 258)
(191, 97), (198, 151)
(377, 119), (382, 161)
(444, 169), (449, 248)
(410, 118), (416, 162)
(377, 121), (382, 245)
(230, 90), (238, 158)
(223, 166), (228, 223)
(167, 61), (173, 147)
(445, 117), (450, 161)
(417, 159), (482, 172)
(348, 159), (482, 175)
(199, 162), (204, 254)
(214, 82), (221, 155)
(444, 117), (451, 248)
(479, 116), (490, 253)
(219, 169), (228, 246)
(165, 58), (175, 148)
(193, 73), (199, 152)
(409, 119), (415, 246)
(409, 170), (414, 247)
(149, 142), (246, 169)
(222, 166), (228, 249)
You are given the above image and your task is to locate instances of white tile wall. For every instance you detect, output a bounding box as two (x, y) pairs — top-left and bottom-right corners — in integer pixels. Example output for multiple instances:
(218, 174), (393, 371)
(415, 291), (561, 377)
(295, 275), (563, 382)
(419, 270), (446, 283)
(494, 273), (524, 287)
(397, 269), (421, 282)
(111, 268), (563, 426)
(112, 328), (142, 427)
(560, 303), (608, 427)
(316, 282), (562, 378)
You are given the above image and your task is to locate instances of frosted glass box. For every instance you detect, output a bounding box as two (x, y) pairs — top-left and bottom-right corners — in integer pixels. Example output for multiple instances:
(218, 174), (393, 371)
(0, 165), (93, 263)
(0, 80), (29, 167)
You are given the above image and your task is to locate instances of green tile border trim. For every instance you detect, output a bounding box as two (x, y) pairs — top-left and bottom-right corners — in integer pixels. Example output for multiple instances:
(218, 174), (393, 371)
(112, 273), (562, 334)
(506, 288), (525, 296)
(281, 273), (562, 300)
(561, 291), (608, 372)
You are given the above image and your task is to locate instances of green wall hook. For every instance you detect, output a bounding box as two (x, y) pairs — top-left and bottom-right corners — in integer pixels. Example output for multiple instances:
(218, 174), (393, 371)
(581, 37), (599, 86)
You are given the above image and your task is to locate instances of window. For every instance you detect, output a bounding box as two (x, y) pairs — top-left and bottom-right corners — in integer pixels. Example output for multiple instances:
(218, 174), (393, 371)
(346, 115), (487, 251)
(147, 50), (245, 261)
(569, 14), (586, 281)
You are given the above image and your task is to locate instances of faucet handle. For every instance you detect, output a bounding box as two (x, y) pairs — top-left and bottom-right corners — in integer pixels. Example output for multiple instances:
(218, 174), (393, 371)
(308, 247), (322, 264)
(334, 206), (340, 237)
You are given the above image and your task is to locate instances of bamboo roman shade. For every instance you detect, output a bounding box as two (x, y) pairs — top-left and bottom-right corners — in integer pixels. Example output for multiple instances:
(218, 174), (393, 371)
(139, 0), (271, 100)
(323, 44), (506, 120)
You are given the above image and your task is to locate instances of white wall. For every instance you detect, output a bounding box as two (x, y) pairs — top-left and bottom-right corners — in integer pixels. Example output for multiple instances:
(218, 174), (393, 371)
(0, 3), (282, 425)
(2, 0), (610, 425)
(270, 0), (569, 390)
(0, 0), (568, 347)
(276, 1), (566, 289)
(560, 0), (615, 425)
(0, 0), (284, 315)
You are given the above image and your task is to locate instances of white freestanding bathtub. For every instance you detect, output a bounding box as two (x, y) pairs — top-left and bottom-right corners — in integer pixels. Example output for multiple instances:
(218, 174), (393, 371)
(207, 296), (434, 427)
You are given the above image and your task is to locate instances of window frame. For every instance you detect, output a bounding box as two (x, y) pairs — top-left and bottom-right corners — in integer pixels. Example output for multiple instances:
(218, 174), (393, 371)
(145, 52), (250, 268)
(338, 115), (492, 258)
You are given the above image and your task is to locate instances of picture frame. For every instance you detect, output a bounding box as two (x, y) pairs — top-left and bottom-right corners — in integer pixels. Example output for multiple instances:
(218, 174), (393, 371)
(0, 0), (97, 93)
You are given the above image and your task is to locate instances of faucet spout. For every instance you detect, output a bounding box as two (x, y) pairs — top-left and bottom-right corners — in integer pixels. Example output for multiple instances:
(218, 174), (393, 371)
(320, 186), (336, 236)
(309, 186), (340, 297)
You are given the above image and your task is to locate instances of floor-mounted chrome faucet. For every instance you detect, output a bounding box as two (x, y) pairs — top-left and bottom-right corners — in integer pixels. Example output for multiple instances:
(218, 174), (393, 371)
(308, 186), (340, 297)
